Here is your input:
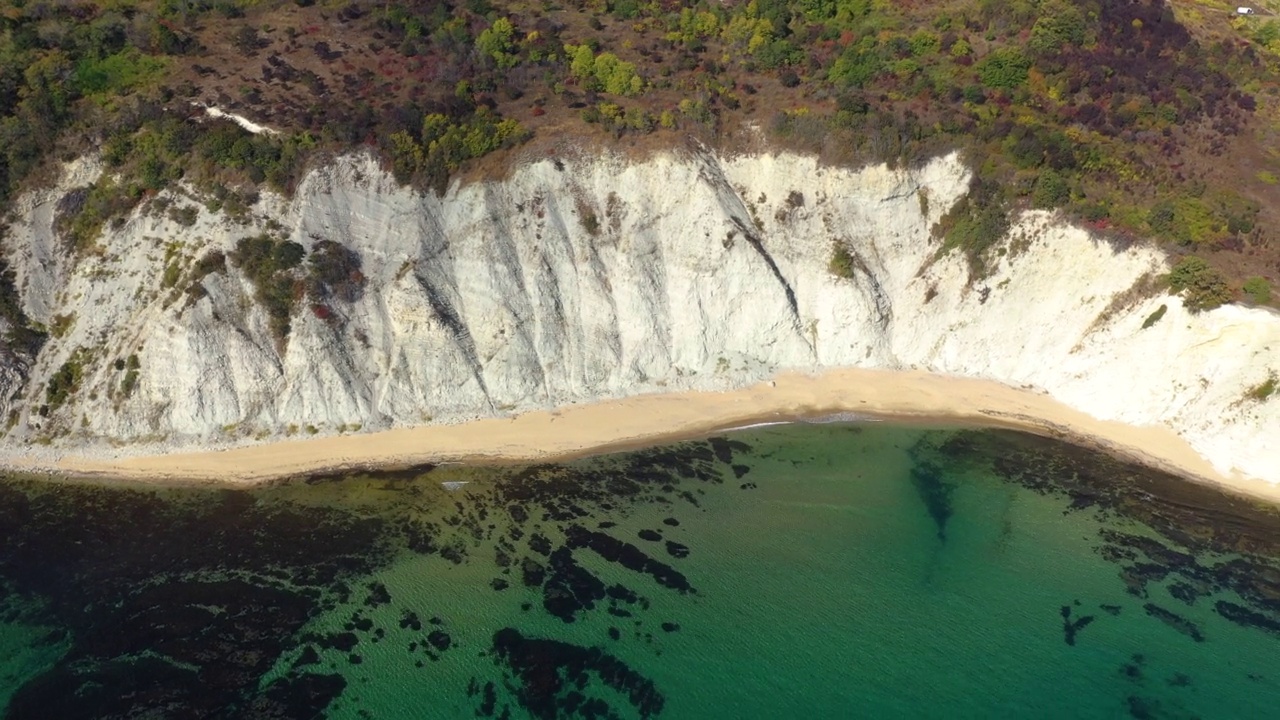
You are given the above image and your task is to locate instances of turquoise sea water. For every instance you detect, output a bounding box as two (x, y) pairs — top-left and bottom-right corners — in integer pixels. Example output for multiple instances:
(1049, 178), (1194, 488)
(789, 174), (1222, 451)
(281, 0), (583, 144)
(1, 423), (1279, 719)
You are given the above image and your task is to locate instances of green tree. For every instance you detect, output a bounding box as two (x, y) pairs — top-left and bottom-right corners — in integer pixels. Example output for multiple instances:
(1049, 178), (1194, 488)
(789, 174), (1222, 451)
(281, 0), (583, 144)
(477, 17), (519, 69)
(1148, 200), (1176, 237)
(1028, 0), (1088, 56)
(909, 30), (941, 57)
(21, 51), (75, 122)
(1243, 276), (1272, 304)
(977, 48), (1030, 90)
(1149, 197), (1222, 245)
(1032, 169), (1069, 208)
(829, 38), (882, 88)
(567, 44), (595, 79)
(388, 130), (424, 182)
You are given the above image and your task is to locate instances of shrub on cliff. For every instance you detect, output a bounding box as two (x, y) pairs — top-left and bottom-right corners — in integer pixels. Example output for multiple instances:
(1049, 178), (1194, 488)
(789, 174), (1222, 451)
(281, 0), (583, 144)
(59, 180), (141, 253)
(829, 243), (857, 279)
(45, 348), (91, 413)
(0, 248), (46, 355)
(1168, 256), (1231, 313)
(231, 235), (307, 344)
(1247, 373), (1277, 402)
(388, 109), (529, 194)
(1141, 304), (1167, 329)
(932, 177), (1010, 279)
(307, 240), (366, 303)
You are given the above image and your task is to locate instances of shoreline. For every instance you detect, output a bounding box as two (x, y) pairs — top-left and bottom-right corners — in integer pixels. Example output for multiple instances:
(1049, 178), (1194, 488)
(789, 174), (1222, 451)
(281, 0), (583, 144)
(4, 368), (1276, 503)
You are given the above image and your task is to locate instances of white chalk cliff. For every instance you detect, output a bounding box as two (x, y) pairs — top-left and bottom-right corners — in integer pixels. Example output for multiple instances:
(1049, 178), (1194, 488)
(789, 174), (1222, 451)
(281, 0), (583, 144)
(2, 149), (1277, 485)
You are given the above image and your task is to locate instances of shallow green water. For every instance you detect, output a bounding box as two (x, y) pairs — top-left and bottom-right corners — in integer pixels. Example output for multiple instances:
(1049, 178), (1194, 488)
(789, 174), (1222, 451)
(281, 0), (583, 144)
(1, 423), (1279, 719)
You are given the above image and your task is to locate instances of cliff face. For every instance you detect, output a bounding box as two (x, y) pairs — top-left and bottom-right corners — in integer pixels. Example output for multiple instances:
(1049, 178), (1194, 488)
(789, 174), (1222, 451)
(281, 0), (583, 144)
(2, 149), (1278, 485)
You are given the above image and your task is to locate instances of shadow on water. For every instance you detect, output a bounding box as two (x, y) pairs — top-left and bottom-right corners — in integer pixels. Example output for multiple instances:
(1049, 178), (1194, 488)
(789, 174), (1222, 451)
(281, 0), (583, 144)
(909, 459), (957, 542)
(906, 434), (980, 543)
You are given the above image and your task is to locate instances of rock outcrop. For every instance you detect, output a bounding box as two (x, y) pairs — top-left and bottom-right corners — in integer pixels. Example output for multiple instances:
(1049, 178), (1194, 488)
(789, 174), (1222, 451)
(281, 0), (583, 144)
(2, 149), (1277, 485)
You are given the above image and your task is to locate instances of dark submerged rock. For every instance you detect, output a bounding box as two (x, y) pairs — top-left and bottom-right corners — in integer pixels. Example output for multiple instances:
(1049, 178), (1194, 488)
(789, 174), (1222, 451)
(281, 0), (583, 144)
(427, 630), (452, 651)
(541, 547), (608, 622)
(1144, 603), (1205, 642)
(1061, 605), (1096, 646)
(564, 525), (693, 594)
(488, 627), (664, 719)
(399, 610), (422, 631)
(1215, 600), (1280, 636)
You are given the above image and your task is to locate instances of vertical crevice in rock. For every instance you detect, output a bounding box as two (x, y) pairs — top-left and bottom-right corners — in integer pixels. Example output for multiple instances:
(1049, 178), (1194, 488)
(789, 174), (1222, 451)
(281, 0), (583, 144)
(413, 270), (493, 409)
(624, 235), (672, 378)
(580, 232), (623, 386)
(690, 148), (814, 359)
(842, 242), (893, 334)
(516, 249), (558, 398)
(729, 216), (801, 323)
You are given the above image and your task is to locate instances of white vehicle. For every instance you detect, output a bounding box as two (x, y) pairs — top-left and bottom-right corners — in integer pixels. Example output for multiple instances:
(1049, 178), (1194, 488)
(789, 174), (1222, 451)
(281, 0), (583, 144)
(1238, 7), (1256, 14)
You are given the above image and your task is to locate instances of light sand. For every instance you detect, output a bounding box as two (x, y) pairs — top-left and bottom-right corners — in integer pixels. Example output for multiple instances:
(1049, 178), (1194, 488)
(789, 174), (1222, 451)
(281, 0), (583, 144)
(7, 368), (1276, 502)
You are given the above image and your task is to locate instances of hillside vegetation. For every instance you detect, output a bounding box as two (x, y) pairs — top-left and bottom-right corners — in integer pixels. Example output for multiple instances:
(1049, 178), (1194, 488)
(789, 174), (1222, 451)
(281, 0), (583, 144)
(2, 0), (1279, 349)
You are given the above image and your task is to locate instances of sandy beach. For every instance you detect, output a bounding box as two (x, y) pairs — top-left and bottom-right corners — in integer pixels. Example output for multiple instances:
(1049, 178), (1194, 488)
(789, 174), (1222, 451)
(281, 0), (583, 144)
(6, 368), (1274, 502)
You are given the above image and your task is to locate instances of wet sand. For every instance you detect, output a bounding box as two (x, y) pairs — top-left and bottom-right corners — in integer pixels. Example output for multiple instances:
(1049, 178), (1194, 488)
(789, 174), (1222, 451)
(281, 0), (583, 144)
(5, 368), (1273, 501)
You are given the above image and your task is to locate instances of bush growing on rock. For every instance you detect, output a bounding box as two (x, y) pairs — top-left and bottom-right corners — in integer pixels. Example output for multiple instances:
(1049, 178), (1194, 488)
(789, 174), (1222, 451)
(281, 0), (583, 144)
(1141, 304), (1167, 329)
(120, 354), (140, 398)
(1168, 256), (1231, 313)
(231, 235), (307, 344)
(0, 255), (44, 354)
(45, 348), (91, 413)
(828, 243), (857, 279)
(932, 178), (1010, 279)
(167, 205), (199, 227)
(387, 109), (529, 194)
(1248, 373), (1277, 402)
(307, 240), (366, 303)
(185, 251), (228, 301)
(60, 180), (141, 253)
(579, 207), (601, 237)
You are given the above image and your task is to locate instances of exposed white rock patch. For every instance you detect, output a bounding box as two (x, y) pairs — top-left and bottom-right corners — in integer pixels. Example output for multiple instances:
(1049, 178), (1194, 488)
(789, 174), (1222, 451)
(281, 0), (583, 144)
(196, 103), (279, 135)
(1, 149), (1277, 486)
